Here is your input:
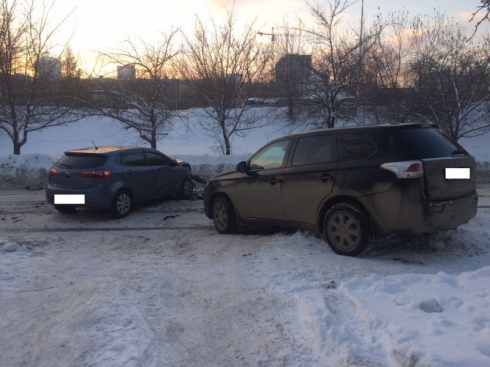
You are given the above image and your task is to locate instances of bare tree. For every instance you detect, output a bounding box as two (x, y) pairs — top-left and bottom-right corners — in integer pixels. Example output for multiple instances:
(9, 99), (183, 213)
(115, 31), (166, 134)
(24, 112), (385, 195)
(470, 0), (490, 34)
(299, 0), (383, 129)
(0, 0), (81, 154)
(407, 15), (490, 140)
(364, 11), (416, 123)
(84, 29), (182, 149)
(179, 7), (271, 155)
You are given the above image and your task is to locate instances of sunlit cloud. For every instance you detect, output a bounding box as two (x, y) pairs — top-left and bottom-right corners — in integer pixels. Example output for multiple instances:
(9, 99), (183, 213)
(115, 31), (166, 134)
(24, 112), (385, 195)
(457, 11), (487, 22)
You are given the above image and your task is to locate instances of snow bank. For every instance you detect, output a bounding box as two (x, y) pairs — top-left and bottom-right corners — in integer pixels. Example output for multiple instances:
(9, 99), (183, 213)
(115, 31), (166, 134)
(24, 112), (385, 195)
(0, 110), (489, 187)
(0, 154), (54, 189)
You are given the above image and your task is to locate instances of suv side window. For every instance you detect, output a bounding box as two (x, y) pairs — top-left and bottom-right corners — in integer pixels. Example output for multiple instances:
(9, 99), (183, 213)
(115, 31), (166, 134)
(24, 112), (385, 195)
(337, 133), (377, 161)
(120, 152), (148, 167)
(249, 139), (291, 170)
(292, 134), (336, 166)
(145, 152), (172, 166)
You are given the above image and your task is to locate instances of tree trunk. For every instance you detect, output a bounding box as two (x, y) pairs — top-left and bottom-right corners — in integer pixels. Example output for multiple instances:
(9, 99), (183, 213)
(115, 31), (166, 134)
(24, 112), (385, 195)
(223, 132), (231, 155)
(13, 130), (23, 155)
(151, 135), (157, 149)
(13, 141), (22, 155)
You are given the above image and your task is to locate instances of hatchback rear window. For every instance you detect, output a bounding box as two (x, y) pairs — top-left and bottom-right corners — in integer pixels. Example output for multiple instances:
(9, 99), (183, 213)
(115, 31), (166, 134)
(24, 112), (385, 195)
(56, 154), (108, 169)
(393, 128), (466, 159)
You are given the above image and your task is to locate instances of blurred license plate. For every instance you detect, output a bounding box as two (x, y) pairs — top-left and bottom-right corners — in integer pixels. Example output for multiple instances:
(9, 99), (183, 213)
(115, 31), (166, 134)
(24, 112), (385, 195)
(54, 195), (85, 204)
(445, 168), (470, 179)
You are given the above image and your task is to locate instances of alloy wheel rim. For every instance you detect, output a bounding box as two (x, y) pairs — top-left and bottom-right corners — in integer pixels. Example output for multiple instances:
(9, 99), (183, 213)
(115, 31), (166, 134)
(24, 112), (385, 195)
(327, 211), (361, 251)
(214, 202), (228, 231)
(117, 194), (130, 214)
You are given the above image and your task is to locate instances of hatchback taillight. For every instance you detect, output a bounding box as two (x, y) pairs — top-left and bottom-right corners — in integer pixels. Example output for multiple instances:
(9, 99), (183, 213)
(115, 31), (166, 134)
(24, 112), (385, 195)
(48, 167), (59, 177)
(380, 160), (424, 179)
(80, 169), (112, 180)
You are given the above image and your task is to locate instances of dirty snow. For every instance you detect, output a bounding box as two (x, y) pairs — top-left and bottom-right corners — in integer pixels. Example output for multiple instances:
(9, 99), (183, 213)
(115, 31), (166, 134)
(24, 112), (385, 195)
(0, 108), (490, 366)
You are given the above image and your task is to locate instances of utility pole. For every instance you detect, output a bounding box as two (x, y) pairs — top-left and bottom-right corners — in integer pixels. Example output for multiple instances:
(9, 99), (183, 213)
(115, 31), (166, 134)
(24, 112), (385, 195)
(357, 0), (365, 99)
(359, 0), (364, 78)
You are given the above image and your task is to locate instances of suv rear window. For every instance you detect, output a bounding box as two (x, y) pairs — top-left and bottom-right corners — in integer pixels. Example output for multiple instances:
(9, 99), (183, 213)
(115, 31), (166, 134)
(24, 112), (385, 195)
(56, 154), (108, 169)
(394, 128), (466, 159)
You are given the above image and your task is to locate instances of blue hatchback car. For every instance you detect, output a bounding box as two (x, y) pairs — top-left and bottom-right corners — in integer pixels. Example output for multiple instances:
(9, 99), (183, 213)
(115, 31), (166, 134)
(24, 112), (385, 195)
(46, 146), (193, 217)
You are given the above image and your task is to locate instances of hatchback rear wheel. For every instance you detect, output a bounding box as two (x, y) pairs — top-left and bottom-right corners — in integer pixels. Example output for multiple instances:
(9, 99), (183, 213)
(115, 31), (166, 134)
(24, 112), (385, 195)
(213, 196), (237, 234)
(323, 202), (373, 256)
(112, 190), (132, 218)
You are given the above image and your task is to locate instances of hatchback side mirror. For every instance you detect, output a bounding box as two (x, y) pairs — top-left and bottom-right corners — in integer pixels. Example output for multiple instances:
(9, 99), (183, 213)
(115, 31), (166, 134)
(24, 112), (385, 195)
(236, 161), (247, 173)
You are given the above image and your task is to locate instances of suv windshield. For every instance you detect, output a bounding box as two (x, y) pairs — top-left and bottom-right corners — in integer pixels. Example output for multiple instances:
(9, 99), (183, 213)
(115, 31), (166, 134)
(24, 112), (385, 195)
(56, 154), (109, 169)
(394, 128), (466, 159)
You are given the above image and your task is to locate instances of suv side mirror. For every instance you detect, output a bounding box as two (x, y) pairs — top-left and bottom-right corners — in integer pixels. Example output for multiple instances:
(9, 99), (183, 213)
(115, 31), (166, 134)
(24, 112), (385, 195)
(236, 161), (247, 173)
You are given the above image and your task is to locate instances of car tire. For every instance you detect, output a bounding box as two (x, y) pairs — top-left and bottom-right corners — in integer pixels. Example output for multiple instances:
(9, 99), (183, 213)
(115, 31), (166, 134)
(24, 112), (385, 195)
(213, 196), (237, 234)
(323, 202), (373, 256)
(179, 178), (194, 200)
(54, 205), (76, 214)
(112, 190), (133, 218)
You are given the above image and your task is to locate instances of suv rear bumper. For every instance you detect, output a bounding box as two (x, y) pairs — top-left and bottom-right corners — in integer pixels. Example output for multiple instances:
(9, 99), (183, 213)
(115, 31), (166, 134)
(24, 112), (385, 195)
(367, 182), (478, 236)
(419, 190), (478, 232)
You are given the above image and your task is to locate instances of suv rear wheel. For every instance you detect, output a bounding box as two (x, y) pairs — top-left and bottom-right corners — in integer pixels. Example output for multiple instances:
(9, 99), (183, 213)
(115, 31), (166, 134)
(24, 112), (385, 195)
(323, 202), (373, 256)
(112, 190), (133, 218)
(213, 196), (237, 234)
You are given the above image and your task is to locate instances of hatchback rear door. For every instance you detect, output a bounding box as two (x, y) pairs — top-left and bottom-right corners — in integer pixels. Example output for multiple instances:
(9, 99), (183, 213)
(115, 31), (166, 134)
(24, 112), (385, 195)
(51, 153), (109, 189)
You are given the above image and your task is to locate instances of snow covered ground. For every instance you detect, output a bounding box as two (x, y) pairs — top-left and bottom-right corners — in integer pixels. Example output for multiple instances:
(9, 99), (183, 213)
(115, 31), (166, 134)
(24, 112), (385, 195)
(1, 109), (490, 366)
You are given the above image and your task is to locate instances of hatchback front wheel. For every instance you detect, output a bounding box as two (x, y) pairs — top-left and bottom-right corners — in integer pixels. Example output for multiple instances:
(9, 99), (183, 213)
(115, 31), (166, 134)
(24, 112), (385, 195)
(179, 178), (194, 200)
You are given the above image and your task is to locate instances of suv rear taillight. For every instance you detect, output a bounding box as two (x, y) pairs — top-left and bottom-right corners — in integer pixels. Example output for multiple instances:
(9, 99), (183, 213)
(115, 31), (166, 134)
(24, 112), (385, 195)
(48, 167), (59, 177)
(381, 160), (424, 179)
(80, 169), (112, 180)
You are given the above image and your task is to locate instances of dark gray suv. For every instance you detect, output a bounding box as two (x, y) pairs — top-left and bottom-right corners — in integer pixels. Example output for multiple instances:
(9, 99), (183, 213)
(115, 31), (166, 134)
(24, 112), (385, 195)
(203, 124), (478, 256)
(46, 146), (193, 217)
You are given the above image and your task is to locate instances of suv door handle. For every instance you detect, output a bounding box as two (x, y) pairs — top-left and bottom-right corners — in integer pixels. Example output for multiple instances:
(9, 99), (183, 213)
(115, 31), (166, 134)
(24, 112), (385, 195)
(269, 178), (281, 185)
(321, 173), (333, 182)
(127, 170), (134, 175)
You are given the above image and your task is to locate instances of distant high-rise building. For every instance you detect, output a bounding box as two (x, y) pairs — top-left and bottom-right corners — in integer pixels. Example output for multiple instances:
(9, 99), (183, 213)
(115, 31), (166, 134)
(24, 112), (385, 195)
(275, 54), (312, 85)
(37, 56), (61, 80)
(117, 65), (136, 80)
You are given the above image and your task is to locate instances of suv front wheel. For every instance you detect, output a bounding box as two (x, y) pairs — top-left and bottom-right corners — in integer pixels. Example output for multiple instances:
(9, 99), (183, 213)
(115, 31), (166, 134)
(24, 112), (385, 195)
(323, 202), (373, 256)
(213, 196), (237, 234)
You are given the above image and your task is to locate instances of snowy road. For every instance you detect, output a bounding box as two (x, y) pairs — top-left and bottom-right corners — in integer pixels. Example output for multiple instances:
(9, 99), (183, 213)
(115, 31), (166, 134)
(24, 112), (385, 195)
(1, 190), (490, 366)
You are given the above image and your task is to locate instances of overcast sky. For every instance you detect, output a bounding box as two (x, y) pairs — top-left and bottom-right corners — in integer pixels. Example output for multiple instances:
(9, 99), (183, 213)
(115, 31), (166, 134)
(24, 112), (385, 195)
(54, 0), (488, 71)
